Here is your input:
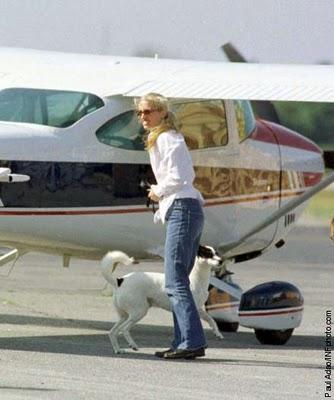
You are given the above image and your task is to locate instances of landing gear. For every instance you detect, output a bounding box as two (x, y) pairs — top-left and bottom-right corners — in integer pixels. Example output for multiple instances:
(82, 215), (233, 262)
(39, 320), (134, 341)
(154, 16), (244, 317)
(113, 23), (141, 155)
(239, 281), (303, 346)
(254, 328), (294, 345)
(207, 274), (304, 345)
(206, 271), (243, 334)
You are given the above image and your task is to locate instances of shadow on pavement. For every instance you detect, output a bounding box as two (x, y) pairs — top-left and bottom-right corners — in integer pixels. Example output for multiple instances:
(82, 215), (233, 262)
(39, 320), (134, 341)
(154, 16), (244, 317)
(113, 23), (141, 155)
(0, 313), (323, 363)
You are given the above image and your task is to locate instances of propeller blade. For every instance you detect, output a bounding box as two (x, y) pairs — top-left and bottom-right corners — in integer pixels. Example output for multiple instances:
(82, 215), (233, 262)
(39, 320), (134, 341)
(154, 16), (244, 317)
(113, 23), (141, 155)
(221, 42), (281, 123)
(221, 43), (247, 63)
(251, 100), (281, 123)
(323, 151), (334, 169)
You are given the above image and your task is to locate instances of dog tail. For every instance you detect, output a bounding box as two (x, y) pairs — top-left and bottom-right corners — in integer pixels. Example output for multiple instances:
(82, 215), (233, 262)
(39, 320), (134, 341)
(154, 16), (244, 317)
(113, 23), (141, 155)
(100, 250), (135, 289)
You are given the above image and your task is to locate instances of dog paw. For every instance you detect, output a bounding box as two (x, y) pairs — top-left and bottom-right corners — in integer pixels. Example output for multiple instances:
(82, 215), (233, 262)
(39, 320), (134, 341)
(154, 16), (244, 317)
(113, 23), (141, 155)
(114, 348), (127, 354)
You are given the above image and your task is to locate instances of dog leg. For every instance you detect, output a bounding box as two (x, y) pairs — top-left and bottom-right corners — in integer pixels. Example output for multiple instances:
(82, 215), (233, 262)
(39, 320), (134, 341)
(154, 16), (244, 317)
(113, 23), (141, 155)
(198, 308), (224, 339)
(119, 308), (148, 351)
(122, 330), (139, 351)
(108, 316), (128, 354)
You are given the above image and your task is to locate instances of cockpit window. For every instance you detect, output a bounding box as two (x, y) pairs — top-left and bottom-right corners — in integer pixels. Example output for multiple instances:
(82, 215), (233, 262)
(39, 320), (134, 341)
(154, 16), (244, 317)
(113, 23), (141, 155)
(0, 88), (104, 128)
(234, 100), (256, 142)
(96, 99), (228, 151)
(96, 111), (146, 150)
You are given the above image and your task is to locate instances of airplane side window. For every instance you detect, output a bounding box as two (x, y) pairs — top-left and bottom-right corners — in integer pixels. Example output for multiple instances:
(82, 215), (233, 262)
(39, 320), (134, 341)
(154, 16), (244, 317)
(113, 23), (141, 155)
(0, 88), (104, 128)
(96, 110), (146, 151)
(46, 92), (104, 127)
(234, 100), (256, 142)
(173, 100), (228, 149)
(0, 89), (25, 122)
(96, 101), (227, 151)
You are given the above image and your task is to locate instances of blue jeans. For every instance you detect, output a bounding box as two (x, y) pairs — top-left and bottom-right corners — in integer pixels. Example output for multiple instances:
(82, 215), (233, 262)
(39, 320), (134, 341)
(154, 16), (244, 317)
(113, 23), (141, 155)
(164, 198), (206, 350)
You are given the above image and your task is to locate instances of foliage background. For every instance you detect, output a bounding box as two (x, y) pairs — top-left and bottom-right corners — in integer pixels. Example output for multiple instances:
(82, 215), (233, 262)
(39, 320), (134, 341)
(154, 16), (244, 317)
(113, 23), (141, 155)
(270, 101), (334, 224)
(274, 102), (334, 149)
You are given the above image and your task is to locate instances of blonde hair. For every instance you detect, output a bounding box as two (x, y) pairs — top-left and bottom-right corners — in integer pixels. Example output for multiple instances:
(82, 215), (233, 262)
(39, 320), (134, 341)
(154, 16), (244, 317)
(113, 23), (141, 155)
(135, 93), (178, 150)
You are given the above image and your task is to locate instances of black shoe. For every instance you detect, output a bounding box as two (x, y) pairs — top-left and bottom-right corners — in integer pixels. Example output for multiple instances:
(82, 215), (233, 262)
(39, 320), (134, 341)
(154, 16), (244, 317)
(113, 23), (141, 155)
(163, 347), (205, 360)
(154, 348), (174, 358)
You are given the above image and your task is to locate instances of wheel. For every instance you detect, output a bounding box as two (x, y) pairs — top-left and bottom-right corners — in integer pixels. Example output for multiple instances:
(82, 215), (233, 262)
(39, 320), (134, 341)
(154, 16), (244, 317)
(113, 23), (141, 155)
(216, 321), (239, 332)
(254, 328), (294, 345)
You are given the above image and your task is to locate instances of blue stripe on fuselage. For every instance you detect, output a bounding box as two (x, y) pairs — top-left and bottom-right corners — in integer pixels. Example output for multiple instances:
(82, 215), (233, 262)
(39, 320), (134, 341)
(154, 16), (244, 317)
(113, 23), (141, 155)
(0, 161), (154, 208)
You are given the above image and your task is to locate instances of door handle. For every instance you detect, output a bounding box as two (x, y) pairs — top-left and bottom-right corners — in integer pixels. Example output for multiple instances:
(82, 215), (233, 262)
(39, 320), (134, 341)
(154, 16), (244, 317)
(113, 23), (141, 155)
(0, 167), (30, 183)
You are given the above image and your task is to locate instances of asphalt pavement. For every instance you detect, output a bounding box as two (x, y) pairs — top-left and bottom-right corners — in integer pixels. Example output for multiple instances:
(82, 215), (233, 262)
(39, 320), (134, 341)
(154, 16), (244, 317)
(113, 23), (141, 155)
(0, 225), (333, 400)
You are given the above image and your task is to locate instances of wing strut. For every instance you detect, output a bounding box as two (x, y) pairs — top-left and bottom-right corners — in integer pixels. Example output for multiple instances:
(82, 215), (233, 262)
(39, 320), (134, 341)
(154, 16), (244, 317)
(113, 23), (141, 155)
(219, 171), (334, 257)
(0, 249), (18, 267)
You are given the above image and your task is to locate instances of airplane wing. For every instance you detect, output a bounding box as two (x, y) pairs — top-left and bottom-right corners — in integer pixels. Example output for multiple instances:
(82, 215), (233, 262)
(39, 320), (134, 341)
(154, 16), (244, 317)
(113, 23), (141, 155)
(0, 47), (334, 102)
(122, 62), (334, 102)
(220, 42), (281, 123)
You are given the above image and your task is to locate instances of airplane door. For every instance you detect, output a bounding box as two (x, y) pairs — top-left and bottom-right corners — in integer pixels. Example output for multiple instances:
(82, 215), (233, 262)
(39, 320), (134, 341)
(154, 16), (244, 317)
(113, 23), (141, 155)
(172, 99), (239, 248)
(231, 100), (280, 253)
(174, 99), (281, 254)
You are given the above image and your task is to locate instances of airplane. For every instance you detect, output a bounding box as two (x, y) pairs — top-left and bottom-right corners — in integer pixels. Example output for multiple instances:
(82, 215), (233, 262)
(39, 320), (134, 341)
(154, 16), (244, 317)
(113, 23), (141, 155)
(0, 46), (333, 346)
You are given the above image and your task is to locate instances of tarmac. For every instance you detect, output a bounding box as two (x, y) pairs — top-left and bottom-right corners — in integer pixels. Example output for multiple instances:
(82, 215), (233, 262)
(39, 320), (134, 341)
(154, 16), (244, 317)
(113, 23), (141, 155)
(0, 224), (333, 400)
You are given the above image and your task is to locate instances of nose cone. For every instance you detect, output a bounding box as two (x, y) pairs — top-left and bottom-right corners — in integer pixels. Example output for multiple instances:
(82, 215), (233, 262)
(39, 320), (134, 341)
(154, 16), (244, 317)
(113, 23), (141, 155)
(254, 119), (322, 154)
(255, 119), (324, 186)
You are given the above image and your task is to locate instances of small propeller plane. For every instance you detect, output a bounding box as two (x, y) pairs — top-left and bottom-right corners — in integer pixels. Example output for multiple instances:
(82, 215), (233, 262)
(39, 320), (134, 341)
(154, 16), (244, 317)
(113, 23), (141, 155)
(0, 46), (333, 345)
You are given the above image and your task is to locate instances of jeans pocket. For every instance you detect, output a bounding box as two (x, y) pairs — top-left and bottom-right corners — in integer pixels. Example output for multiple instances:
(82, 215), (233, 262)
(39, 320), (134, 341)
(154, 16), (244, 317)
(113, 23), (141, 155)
(188, 207), (204, 219)
(165, 202), (175, 222)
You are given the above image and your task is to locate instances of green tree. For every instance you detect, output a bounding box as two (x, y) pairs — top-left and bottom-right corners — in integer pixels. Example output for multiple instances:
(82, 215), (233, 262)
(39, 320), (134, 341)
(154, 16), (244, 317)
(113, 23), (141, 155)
(273, 102), (334, 149)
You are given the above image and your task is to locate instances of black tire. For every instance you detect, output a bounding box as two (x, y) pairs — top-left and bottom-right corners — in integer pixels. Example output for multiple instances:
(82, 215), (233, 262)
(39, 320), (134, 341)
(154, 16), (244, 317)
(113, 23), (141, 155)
(254, 328), (294, 345)
(216, 321), (239, 332)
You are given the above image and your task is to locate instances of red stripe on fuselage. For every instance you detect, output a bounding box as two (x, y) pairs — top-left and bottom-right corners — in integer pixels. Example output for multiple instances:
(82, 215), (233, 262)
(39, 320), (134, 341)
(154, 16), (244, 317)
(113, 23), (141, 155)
(239, 307), (304, 317)
(0, 207), (150, 216)
(0, 189), (307, 216)
(303, 171), (322, 186)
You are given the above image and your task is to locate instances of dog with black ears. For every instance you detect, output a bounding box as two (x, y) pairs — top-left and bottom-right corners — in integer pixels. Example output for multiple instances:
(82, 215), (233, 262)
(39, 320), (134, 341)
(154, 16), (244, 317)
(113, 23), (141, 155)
(101, 245), (224, 354)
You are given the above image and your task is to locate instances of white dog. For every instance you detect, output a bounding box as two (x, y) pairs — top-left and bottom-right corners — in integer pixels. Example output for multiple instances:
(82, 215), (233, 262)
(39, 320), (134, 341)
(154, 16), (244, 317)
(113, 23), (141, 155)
(101, 245), (224, 354)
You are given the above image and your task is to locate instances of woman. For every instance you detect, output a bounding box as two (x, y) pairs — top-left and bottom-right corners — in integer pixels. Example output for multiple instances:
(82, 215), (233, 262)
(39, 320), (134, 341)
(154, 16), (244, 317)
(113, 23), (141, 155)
(136, 93), (207, 360)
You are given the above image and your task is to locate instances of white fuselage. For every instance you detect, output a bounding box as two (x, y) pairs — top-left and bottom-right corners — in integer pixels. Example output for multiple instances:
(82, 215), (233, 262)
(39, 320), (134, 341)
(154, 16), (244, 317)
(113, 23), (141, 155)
(0, 50), (324, 260)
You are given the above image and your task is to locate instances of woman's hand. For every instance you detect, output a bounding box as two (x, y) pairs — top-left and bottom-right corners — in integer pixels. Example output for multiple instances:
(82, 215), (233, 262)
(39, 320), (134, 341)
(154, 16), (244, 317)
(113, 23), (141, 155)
(148, 189), (160, 202)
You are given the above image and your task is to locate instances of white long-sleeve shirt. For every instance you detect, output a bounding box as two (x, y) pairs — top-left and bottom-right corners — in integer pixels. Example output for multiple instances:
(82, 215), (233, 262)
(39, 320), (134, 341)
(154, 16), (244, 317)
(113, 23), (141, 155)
(149, 129), (204, 224)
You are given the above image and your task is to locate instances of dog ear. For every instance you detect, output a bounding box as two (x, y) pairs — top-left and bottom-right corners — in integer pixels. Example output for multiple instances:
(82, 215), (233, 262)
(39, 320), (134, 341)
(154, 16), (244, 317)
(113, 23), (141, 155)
(197, 245), (214, 259)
